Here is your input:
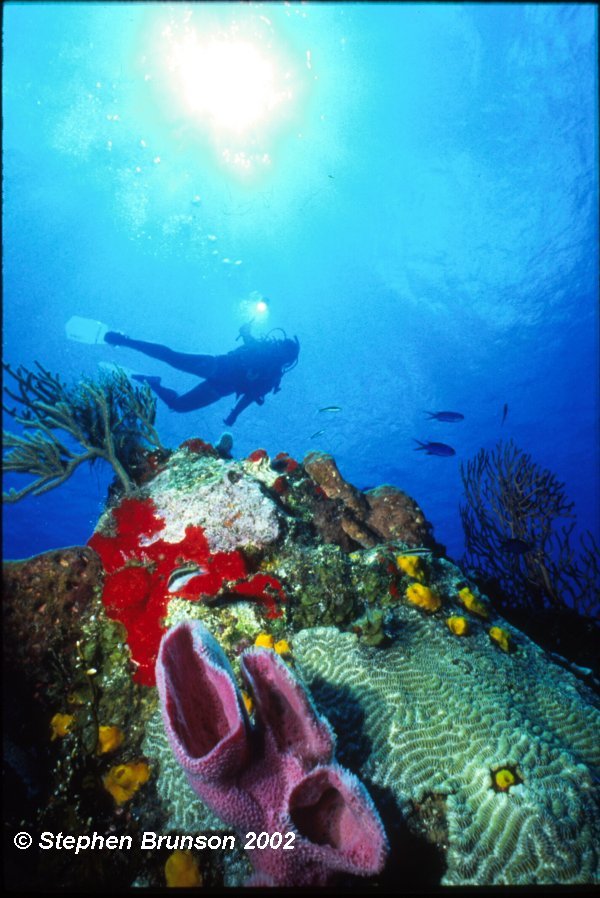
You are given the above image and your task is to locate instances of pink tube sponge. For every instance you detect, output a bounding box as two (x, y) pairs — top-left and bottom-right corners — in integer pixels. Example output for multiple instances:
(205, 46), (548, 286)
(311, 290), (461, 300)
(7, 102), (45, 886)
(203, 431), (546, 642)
(157, 622), (249, 783)
(156, 621), (388, 886)
(241, 646), (335, 768)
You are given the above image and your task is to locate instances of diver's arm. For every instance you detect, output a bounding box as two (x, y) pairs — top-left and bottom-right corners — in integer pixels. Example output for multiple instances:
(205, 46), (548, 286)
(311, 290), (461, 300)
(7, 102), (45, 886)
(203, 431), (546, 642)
(237, 321), (259, 346)
(223, 393), (257, 426)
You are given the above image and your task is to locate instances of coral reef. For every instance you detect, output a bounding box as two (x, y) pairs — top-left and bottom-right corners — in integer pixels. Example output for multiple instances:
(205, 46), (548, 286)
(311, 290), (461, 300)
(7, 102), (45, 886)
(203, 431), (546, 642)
(4, 437), (599, 890)
(2, 362), (164, 501)
(3, 547), (103, 703)
(88, 494), (285, 686)
(136, 443), (281, 551)
(156, 620), (388, 886)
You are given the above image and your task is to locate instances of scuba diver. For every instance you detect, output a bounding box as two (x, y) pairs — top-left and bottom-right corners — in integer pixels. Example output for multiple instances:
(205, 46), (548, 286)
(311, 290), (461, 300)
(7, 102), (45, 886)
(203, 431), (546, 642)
(104, 323), (300, 426)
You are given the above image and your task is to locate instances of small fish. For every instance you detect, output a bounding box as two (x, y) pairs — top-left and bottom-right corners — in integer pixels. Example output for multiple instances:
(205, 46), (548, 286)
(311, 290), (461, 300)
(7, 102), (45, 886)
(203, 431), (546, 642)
(502, 403), (509, 425)
(397, 547), (433, 557)
(310, 429), (325, 439)
(414, 440), (456, 457)
(167, 563), (208, 593)
(425, 411), (464, 422)
(319, 406), (341, 413)
(499, 537), (534, 555)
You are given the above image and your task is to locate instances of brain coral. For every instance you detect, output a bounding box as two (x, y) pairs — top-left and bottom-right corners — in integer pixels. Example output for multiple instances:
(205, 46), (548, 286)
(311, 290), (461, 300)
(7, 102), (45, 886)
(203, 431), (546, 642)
(292, 608), (600, 885)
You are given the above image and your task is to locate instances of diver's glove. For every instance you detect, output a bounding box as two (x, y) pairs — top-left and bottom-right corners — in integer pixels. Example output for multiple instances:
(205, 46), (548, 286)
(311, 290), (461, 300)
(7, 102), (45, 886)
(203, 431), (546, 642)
(105, 331), (128, 346)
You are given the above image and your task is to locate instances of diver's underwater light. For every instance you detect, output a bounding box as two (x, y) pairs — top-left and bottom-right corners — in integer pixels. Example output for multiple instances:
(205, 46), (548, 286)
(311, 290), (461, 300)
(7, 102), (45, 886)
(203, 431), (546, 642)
(239, 292), (270, 323)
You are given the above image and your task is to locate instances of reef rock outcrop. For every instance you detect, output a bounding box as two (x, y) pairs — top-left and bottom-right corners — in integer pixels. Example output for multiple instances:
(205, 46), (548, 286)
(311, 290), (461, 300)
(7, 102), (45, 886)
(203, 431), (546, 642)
(303, 451), (443, 551)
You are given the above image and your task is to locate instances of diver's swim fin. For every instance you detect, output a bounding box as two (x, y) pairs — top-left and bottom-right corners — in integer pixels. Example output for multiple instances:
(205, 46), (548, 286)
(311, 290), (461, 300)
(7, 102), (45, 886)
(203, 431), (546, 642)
(66, 316), (108, 344)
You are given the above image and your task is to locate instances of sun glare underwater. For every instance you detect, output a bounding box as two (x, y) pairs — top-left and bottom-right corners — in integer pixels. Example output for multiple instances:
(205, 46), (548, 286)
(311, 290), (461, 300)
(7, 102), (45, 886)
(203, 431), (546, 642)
(2, 2), (600, 890)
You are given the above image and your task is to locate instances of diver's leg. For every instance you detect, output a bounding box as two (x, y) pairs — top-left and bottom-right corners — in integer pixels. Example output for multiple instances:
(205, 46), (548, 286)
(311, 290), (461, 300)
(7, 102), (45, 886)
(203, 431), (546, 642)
(134, 378), (180, 408)
(105, 332), (218, 378)
(140, 377), (226, 413)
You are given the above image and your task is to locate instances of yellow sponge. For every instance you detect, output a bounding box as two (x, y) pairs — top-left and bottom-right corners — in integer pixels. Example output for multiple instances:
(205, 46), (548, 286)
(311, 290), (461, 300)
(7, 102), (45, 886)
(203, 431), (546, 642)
(406, 582), (441, 613)
(396, 555), (426, 582)
(165, 850), (202, 887)
(103, 762), (150, 805)
(446, 615), (469, 636)
(489, 626), (511, 653)
(458, 587), (489, 618)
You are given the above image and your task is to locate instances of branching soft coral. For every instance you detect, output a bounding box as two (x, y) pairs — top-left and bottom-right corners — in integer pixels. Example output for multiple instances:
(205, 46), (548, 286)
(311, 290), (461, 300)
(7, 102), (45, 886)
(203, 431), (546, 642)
(2, 361), (164, 502)
(460, 439), (599, 618)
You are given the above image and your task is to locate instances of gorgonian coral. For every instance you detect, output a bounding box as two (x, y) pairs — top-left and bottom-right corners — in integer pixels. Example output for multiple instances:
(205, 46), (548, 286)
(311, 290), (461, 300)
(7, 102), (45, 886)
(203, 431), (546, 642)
(3, 362), (164, 501)
(460, 440), (599, 618)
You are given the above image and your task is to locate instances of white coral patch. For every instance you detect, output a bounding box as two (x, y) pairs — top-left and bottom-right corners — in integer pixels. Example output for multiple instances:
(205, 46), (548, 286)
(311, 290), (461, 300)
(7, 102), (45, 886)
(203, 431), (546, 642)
(145, 455), (280, 552)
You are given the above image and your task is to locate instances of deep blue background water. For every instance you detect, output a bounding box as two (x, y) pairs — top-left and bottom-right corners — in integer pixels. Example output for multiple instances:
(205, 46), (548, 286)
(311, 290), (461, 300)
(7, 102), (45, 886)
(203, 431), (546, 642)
(3, 3), (598, 566)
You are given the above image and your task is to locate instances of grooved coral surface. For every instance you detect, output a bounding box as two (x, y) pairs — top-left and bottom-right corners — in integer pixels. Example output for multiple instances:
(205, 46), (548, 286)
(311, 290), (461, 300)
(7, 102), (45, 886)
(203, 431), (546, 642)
(292, 611), (600, 885)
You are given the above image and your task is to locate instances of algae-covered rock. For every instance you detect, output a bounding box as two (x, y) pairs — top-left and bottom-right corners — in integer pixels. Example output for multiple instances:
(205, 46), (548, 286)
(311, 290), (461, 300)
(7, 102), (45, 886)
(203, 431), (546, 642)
(274, 541), (362, 629)
(3, 546), (158, 891)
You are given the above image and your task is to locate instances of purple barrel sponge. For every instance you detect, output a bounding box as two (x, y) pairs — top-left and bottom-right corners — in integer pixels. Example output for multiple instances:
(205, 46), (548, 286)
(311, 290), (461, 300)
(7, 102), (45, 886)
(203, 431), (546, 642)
(156, 621), (389, 886)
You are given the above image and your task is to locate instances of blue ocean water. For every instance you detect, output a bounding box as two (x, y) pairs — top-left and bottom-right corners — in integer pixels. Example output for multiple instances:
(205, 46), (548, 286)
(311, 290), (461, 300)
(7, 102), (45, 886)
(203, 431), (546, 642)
(3, 2), (598, 568)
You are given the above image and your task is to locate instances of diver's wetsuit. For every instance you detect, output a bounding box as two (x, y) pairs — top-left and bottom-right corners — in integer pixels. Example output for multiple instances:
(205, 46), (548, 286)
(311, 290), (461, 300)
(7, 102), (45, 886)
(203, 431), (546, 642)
(105, 327), (299, 426)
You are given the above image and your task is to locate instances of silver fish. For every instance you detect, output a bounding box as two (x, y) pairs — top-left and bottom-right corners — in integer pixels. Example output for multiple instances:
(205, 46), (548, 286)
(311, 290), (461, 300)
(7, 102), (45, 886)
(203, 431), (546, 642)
(396, 547), (433, 557)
